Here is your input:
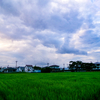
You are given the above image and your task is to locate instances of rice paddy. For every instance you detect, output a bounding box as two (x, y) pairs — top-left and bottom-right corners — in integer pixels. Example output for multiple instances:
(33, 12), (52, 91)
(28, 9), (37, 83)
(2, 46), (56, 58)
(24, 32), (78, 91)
(0, 72), (100, 100)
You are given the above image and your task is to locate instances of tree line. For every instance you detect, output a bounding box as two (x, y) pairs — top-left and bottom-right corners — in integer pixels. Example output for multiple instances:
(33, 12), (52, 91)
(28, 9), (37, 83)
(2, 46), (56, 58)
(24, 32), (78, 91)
(69, 61), (96, 72)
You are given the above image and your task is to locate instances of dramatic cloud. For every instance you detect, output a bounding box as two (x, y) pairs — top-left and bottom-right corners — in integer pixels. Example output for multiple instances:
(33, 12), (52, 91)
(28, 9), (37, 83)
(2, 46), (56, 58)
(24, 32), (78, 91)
(0, 0), (100, 67)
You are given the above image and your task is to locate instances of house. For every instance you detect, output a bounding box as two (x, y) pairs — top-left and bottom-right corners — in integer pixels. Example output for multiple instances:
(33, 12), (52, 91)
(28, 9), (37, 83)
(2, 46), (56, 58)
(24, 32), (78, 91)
(94, 62), (100, 69)
(16, 66), (25, 72)
(49, 65), (60, 72)
(93, 62), (100, 70)
(3, 67), (16, 73)
(0, 67), (5, 72)
(63, 67), (71, 72)
(25, 65), (34, 72)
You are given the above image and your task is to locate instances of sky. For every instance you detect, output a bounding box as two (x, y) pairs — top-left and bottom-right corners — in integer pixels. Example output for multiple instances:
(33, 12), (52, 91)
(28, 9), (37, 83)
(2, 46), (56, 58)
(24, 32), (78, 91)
(0, 0), (100, 67)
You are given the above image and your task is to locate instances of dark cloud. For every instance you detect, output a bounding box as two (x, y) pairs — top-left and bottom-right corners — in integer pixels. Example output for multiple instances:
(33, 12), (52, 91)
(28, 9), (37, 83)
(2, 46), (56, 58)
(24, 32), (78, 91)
(37, 0), (51, 7)
(34, 32), (87, 55)
(0, 0), (20, 16)
(81, 30), (100, 47)
(34, 32), (62, 48)
(56, 35), (87, 55)
(57, 46), (87, 55)
(22, 9), (84, 33)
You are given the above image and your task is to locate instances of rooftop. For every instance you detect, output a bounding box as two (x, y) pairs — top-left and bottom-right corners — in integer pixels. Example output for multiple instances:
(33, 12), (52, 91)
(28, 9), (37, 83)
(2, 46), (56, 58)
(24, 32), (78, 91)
(26, 65), (33, 67)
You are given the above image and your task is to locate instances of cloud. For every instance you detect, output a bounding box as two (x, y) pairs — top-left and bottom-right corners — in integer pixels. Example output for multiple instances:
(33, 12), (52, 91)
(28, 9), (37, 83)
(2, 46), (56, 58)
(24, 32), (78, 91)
(57, 46), (87, 55)
(0, 0), (100, 66)
(0, 0), (20, 16)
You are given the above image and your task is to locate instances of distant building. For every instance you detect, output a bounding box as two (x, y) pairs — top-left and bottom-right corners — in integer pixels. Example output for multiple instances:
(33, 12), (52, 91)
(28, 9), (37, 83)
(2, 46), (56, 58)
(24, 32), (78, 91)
(16, 66), (25, 72)
(93, 62), (100, 70)
(49, 65), (60, 72)
(0, 67), (5, 72)
(3, 67), (16, 73)
(25, 65), (33, 72)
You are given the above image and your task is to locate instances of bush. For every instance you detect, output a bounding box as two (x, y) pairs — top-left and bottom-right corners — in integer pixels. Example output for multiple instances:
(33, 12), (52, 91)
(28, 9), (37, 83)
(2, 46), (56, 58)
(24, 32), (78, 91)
(41, 67), (52, 73)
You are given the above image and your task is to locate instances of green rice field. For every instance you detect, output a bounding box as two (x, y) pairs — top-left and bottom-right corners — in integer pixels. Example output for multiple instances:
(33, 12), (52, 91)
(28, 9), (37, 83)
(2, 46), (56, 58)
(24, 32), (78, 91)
(0, 72), (100, 100)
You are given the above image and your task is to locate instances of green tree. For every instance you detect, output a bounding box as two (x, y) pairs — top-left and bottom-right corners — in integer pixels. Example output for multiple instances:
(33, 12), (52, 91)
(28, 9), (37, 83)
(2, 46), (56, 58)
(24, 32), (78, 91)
(69, 61), (76, 72)
(85, 63), (94, 71)
(33, 66), (41, 70)
(69, 61), (82, 72)
(41, 67), (52, 73)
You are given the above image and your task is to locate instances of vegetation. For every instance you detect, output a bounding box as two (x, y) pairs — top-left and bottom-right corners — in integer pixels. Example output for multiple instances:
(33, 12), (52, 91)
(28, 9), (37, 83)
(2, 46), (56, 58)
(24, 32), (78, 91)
(33, 66), (52, 73)
(69, 61), (96, 71)
(33, 66), (41, 70)
(41, 67), (52, 73)
(0, 72), (100, 100)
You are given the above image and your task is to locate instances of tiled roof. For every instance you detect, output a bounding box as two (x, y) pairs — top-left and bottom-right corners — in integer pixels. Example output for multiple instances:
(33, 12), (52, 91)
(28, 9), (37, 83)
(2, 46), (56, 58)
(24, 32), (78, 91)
(18, 66), (24, 68)
(26, 65), (33, 67)
(49, 65), (59, 67)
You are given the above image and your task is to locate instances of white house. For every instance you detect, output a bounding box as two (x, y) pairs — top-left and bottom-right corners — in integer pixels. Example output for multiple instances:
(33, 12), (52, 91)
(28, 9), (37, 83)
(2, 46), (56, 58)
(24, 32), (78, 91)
(25, 65), (34, 72)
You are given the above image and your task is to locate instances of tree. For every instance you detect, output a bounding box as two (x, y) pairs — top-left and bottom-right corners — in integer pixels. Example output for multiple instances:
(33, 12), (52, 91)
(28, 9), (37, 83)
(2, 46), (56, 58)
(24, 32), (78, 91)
(41, 67), (52, 73)
(84, 62), (94, 71)
(69, 61), (76, 72)
(33, 66), (41, 70)
(69, 61), (95, 72)
(69, 61), (82, 72)
(76, 61), (82, 72)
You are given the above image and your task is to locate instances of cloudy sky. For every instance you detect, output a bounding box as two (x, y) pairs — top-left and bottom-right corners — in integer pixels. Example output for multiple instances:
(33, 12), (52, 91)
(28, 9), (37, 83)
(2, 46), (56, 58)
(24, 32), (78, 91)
(0, 0), (100, 67)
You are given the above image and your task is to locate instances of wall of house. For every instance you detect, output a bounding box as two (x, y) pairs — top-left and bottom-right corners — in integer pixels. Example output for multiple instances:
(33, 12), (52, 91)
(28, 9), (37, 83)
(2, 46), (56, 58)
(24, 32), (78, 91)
(25, 66), (33, 72)
(4, 70), (8, 73)
(16, 68), (22, 72)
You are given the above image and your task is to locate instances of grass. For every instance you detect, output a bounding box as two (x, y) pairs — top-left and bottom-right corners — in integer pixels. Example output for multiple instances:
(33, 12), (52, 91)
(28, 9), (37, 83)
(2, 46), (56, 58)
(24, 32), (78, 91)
(0, 72), (100, 100)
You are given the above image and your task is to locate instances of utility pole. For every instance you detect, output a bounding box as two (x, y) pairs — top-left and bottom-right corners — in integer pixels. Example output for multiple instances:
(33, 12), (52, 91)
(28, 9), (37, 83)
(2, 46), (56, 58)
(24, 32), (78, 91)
(16, 61), (18, 67)
(63, 63), (65, 68)
(47, 63), (49, 67)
